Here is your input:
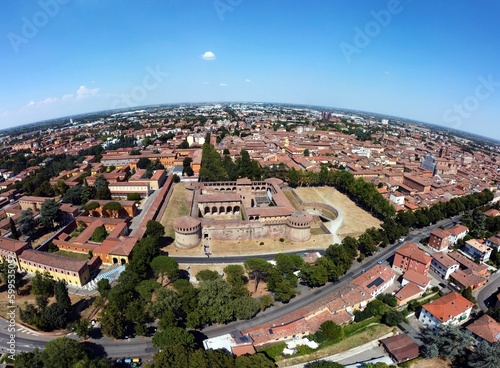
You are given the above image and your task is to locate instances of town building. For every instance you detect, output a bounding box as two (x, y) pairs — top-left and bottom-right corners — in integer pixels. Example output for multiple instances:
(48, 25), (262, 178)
(418, 292), (473, 329)
(392, 243), (431, 275)
(463, 239), (492, 262)
(428, 228), (451, 251)
(18, 249), (96, 287)
(466, 315), (500, 343)
(174, 178), (313, 248)
(430, 252), (459, 280)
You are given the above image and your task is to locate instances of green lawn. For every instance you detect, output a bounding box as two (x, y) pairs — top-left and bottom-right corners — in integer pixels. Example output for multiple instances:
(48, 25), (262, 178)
(54, 249), (90, 261)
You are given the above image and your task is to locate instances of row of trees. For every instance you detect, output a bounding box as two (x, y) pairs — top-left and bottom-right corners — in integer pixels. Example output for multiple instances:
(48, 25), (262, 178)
(287, 167), (396, 220)
(199, 144), (262, 182)
(14, 337), (112, 368)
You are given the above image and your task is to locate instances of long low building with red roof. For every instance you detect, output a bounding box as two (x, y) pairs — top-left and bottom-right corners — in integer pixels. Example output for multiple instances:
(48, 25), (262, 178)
(241, 264), (396, 346)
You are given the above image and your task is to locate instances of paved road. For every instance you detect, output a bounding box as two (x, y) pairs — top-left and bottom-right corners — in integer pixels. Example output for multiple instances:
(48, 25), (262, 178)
(128, 188), (163, 235)
(476, 270), (500, 311)
(0, 217), (457, 358)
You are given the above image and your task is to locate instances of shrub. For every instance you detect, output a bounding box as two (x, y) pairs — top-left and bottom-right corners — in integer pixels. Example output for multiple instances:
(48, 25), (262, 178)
(279, 238), (285, 242)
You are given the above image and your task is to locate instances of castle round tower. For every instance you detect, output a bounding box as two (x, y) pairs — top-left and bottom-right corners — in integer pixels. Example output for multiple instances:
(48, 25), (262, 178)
(173, 216), (202, 249)
(286, 211), (313, 242)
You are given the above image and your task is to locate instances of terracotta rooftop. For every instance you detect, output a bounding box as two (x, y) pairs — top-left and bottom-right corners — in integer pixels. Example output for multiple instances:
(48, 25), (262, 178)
(402, 270), (431, 288)
(0, 237), (28, 253)
(380, 334), (420, 363)
(395, 282), (423, 302)
(447, 224), (469, 237)
(430, 228), (450, 239)
(432, 252), (458, 269)
(422, 292), (473, 323)
(20, 249), (87, 273)
(396, 243), (432, 265)
(466, 314), (500, 343)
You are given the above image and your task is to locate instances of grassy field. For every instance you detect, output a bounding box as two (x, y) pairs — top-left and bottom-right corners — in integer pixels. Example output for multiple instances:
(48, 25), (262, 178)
(158, 183), (190, 237)
(274, 323), (393, 367)
(294, 187), (381, 239)
(53, 249), (90, 261)
(283, 189), (303, 210)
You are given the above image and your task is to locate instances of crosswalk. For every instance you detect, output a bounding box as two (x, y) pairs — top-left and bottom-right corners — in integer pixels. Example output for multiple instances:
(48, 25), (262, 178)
(17, 327), (40, 336)
(84, 265), (126, 291)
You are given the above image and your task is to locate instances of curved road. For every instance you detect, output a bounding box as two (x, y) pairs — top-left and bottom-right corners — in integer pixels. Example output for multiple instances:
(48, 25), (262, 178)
(0, 218), (456, 358)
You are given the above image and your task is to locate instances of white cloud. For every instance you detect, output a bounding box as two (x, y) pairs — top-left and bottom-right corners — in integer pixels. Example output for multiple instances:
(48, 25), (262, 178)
(245, 79), (251, 83)
(384, 71), (391, 75)
(202, 51), (216, 61)
(62, 94), (73, 100)
(76, 85), (100, 99)
(219, 83), (227, 87)
(41, 97), (58, 104)
(25, 100), (36, 108)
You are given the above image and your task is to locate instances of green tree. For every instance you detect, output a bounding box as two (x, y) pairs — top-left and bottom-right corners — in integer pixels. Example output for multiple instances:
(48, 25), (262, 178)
(83, 201), (100, 212)
(31, 271), (55, 298)
(73, 318), (91, 340)
(468, 340), (500, 368)
(462, 286), (477, 303)
(235, 352), (276, 368)
(14, 349), (44, 368)
(40, 303), (67, 330)
(178, 140), (189, 149)
(382, 310), (406, 327)
(318, 320), (344, 341)
(244, 258), (273, 293)
(54, 280), (72, 313)
(145, 220), (165, 239)
(197, 278), (234, 324)
(40, 337), (88, 368)
(137, 157), (151, 169)
(9, 217), (20, 239)
(102, 201), (123, 218)
(259, 294), (274, 311)
(40, 199), (62, 230)
(376, 293), (398, 308)
(421, 324), (473, 362)
(303, 148), (310, 156)
(152, 327), (196, 350)
(196, 269), (221, 282)
(135, 279), (161, 301)
(304, 361), (344, 368)
(151, 255), (179, 284)
(300, 263), (328, 287)
(18, 208), (36, 237)
(232, 296), (260, 320)
(91, 225), (107, 242)
(96, 278), (111, 299)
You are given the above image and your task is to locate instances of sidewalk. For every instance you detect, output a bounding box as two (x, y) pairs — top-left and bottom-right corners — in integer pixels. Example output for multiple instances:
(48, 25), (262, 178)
(284, 332), (395, 368)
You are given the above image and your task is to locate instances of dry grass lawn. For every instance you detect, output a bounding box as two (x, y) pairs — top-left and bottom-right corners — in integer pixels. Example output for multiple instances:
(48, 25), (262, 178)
(294, 187), (381, 238)
(159, 183), (190, 237)
(409, 358), (452, 368)
(277, 324), (393, 367)
(206, 236), (333, 256)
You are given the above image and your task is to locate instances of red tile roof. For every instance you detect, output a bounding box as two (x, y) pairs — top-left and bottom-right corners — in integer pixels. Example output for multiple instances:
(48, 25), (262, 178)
(466, 315), (500, 343)
(422, 292), (473, 323)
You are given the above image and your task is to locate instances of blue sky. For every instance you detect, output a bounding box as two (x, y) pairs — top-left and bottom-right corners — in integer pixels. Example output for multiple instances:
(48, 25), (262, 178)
(1, 0), (500, 139)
